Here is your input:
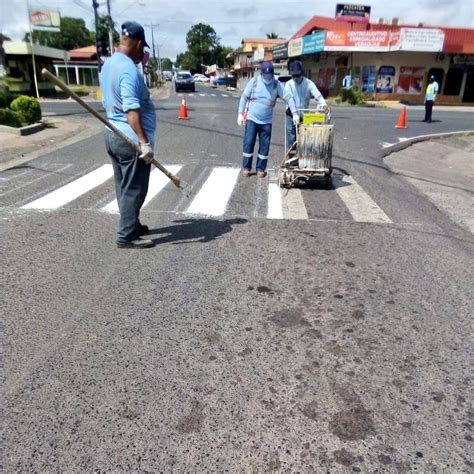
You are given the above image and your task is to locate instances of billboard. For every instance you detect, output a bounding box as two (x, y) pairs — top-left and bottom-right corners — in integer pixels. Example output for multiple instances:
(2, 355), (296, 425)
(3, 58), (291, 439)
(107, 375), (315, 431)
(288, 38), (303, 57)
(272, 42), (288, 60)
(29, 9), (61, 32)
(335, 4), (371, 24)
(302, 32), (326, 55)
(397, 67), (425, 94)
(394, 28), (445, 52)
(376, 66), (396, 93)
(325, 30), (390, 51)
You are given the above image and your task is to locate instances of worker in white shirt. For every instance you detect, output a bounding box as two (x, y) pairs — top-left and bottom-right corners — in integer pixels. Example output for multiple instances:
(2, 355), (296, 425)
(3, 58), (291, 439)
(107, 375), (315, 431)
(284, 60), (328, 155)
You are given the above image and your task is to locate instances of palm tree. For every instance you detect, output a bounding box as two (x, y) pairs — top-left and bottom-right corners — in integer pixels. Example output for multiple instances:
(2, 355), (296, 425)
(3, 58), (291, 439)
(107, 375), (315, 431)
(266, 32), (279, 39)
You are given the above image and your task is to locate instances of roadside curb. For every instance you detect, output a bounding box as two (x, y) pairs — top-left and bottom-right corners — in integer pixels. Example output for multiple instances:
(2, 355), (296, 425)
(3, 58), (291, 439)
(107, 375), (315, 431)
(381, 130), (474, 158)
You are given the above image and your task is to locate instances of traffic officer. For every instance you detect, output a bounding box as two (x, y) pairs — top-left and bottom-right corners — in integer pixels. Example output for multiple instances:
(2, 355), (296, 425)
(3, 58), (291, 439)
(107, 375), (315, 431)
(284, 60), (328, 155)
(100, 21), (156, 248)
(424, 76), (438, 123)
(237, 61), (296, 177)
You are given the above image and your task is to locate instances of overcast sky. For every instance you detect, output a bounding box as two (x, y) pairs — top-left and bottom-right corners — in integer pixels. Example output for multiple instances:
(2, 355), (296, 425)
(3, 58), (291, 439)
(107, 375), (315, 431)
(1, 0), (473, 59)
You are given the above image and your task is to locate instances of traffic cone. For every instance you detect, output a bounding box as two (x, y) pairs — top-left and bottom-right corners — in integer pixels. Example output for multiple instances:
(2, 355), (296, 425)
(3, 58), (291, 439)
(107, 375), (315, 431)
(178, 98), (189, 120)
(395, 106), (408, 129)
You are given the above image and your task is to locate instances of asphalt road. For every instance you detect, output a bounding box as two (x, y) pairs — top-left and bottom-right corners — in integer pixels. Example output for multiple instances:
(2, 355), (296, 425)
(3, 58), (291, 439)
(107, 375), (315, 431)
(2, 83), (473, 471)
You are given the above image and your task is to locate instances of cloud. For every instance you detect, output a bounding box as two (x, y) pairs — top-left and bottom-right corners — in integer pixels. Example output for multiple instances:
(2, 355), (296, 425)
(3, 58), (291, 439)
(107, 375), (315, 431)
(1, 0), (472, 60)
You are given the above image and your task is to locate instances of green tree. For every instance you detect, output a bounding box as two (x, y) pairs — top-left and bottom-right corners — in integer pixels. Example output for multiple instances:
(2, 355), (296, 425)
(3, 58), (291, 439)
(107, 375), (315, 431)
(266, 32), (279, 39)
(24, 17), (91, 50)
(160, 57), (173, 71)
(215, 45), (234, 68)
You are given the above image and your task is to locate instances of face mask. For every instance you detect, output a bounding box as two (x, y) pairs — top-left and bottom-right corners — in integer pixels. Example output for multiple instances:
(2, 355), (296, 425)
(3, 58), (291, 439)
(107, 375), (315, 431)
(293, 76), (303, 85)
(262, 78), (272, 85)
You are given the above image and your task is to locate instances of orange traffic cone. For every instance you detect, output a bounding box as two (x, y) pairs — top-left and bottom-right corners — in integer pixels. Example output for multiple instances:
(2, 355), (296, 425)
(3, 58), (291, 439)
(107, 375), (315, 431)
(178, 98), (189, 120)
(395, 106), (407, 129)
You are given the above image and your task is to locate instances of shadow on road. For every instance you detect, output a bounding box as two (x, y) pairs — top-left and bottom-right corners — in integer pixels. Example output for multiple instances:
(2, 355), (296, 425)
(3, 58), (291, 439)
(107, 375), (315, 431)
(149, 217), (247, 244)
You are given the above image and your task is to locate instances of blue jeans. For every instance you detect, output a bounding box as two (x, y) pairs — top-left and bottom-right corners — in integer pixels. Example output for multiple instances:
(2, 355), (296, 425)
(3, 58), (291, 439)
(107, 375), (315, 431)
(104, 130), (151, 243)
(242, 120), (272, 172)
(286, 113), (297, 154)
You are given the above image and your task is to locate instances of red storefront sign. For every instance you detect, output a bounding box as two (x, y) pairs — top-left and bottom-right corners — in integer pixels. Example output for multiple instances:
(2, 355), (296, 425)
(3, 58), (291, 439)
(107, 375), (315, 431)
(325, 30), (390, 51)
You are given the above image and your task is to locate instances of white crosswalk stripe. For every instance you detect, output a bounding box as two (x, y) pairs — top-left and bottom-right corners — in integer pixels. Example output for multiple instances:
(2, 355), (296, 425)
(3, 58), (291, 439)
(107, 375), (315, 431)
(333, 175), (392, 223)
(22, 164), (114, 210)
(14, 163), (393, 225)
(186, 167), (239, 217)
(102, 165), (183, 214)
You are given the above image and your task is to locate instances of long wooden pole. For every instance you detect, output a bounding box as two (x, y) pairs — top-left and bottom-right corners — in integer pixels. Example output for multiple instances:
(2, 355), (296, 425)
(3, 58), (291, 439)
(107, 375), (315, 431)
(41, 68), (184, 190)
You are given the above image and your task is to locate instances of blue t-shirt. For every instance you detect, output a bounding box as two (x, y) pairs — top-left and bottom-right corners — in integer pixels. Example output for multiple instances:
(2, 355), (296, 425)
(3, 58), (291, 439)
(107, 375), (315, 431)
(100, 52), (156, 147)
(284, 77), (326, 113)
(238, 76), (288, 125)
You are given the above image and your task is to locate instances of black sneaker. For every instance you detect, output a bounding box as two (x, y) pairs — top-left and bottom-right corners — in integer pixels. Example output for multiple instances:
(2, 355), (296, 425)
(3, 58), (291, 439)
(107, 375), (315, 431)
(137, 223), (149, 236)
(116, 237), (155, 249)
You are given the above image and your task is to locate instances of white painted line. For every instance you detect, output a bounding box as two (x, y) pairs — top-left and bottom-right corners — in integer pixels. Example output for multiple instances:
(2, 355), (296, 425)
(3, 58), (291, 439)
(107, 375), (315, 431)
(102, 165), (182, 214)
(222, 94), (228, 97)
(211, 94), (216, 97)
(267, 183), (283, 219)
(282, 188), (308, 220)
(333, 175), (392, 224)
(186, 167), (239, 217)
(199, 93), (206, 97)
(22, 164), (113, 210)
(380, 141), (394, 148)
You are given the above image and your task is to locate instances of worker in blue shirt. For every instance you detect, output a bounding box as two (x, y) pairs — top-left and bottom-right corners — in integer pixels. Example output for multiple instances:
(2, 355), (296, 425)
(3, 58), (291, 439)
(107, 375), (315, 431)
(284, 61), (328, 155)
(423, 76), (438, 123)
(100, 21), (156, 249)
(237, 61), (296, 177)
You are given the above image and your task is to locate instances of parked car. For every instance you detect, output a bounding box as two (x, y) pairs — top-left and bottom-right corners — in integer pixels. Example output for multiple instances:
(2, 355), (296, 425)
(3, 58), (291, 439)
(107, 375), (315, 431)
(163, 71), (173, 81)
(212, 76), (227, 86)
(175, 71), (195, 93)
(193, 74), (210, 82)
(212, 76), (237, 88)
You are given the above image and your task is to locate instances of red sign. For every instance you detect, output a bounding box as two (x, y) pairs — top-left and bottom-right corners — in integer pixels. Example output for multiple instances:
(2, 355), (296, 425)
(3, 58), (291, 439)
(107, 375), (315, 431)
(325, 30), (390, 51)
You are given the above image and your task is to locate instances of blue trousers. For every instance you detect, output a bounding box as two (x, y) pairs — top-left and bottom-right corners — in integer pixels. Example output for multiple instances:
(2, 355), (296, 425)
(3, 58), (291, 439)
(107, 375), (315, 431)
(285, 113), (297, 154)
(242, 120), (272, 172)
(105, 130), (151, 243)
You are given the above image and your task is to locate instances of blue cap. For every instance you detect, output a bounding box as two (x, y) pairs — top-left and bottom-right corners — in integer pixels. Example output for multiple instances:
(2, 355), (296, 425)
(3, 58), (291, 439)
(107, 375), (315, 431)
(121, 21), (149, 48)
(260, 61), (274, 81)
(289, 60), (304, 75)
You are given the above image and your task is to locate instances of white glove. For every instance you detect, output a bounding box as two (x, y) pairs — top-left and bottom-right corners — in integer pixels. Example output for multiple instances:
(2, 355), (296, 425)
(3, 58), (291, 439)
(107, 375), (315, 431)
(139, 142), (154, 164)
(292, 114), (300, 126)
(237, 114), (244, 127)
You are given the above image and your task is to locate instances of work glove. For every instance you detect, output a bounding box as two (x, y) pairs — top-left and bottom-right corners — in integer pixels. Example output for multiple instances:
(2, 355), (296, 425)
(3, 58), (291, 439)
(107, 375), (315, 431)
(139, 142), (154, 164)
(237, 114), (245, 127)
(292, 114), (300, 126)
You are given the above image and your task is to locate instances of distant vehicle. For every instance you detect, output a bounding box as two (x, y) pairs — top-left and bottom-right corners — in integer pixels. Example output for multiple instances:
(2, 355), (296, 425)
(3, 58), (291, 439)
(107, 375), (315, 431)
(212, 76), (237, 88)
(163, 71), (173, 81)
(175, 71), (195, 93)
(193, 74), (210, 82)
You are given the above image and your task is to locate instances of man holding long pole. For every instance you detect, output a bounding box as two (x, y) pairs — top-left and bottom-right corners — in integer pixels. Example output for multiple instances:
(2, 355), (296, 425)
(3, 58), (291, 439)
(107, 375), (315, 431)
(100, 21), (156, 249)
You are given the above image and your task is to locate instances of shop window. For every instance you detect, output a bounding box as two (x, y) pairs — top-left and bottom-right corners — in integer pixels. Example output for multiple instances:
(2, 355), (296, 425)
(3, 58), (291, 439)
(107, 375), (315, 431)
(444, 68), (463, 96)
(463, 70), (474, 103)
(361, 65), (376, 93)
(376, 66), (396, 93)
(397, 67), (424, 95)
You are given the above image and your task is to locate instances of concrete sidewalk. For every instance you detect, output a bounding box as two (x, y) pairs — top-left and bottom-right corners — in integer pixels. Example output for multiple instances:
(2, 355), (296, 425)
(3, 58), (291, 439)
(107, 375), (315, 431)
(385, 135), (474, 233)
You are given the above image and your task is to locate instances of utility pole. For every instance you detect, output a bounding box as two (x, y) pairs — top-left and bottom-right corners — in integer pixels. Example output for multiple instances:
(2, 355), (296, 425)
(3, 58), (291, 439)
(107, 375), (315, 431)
(106, 0), (114, 56)
(145, 24), (158, 86)
(92, 0), (101, 72)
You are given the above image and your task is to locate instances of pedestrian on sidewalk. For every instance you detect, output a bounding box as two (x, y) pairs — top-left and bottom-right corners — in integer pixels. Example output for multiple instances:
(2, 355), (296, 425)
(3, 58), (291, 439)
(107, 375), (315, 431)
(237, 61), (296, 177)
(423, 76), (438, 123)
(284, 60), (328, 155)
(100, 21), (156, 249)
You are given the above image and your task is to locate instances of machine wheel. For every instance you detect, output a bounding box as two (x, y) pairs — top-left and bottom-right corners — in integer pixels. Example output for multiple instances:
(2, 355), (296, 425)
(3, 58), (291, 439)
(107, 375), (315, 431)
(325, 176), (333, 190)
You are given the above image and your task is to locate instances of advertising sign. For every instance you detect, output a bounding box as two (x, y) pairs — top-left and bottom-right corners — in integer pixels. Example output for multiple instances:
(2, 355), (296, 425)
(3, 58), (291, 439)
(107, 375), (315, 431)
(397, 67), (425, 94)
(361, 65), (377, 92)
(325, 30), (390, 51)
(288, 38), (303, 57)
(335, 4), (371, 24)
(302, 32), (326, 55)
(272, 42), (288, 60)
(29, 9), (61, 32)
(376, 66), (396, 93)
(394, 28), (445, 52)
